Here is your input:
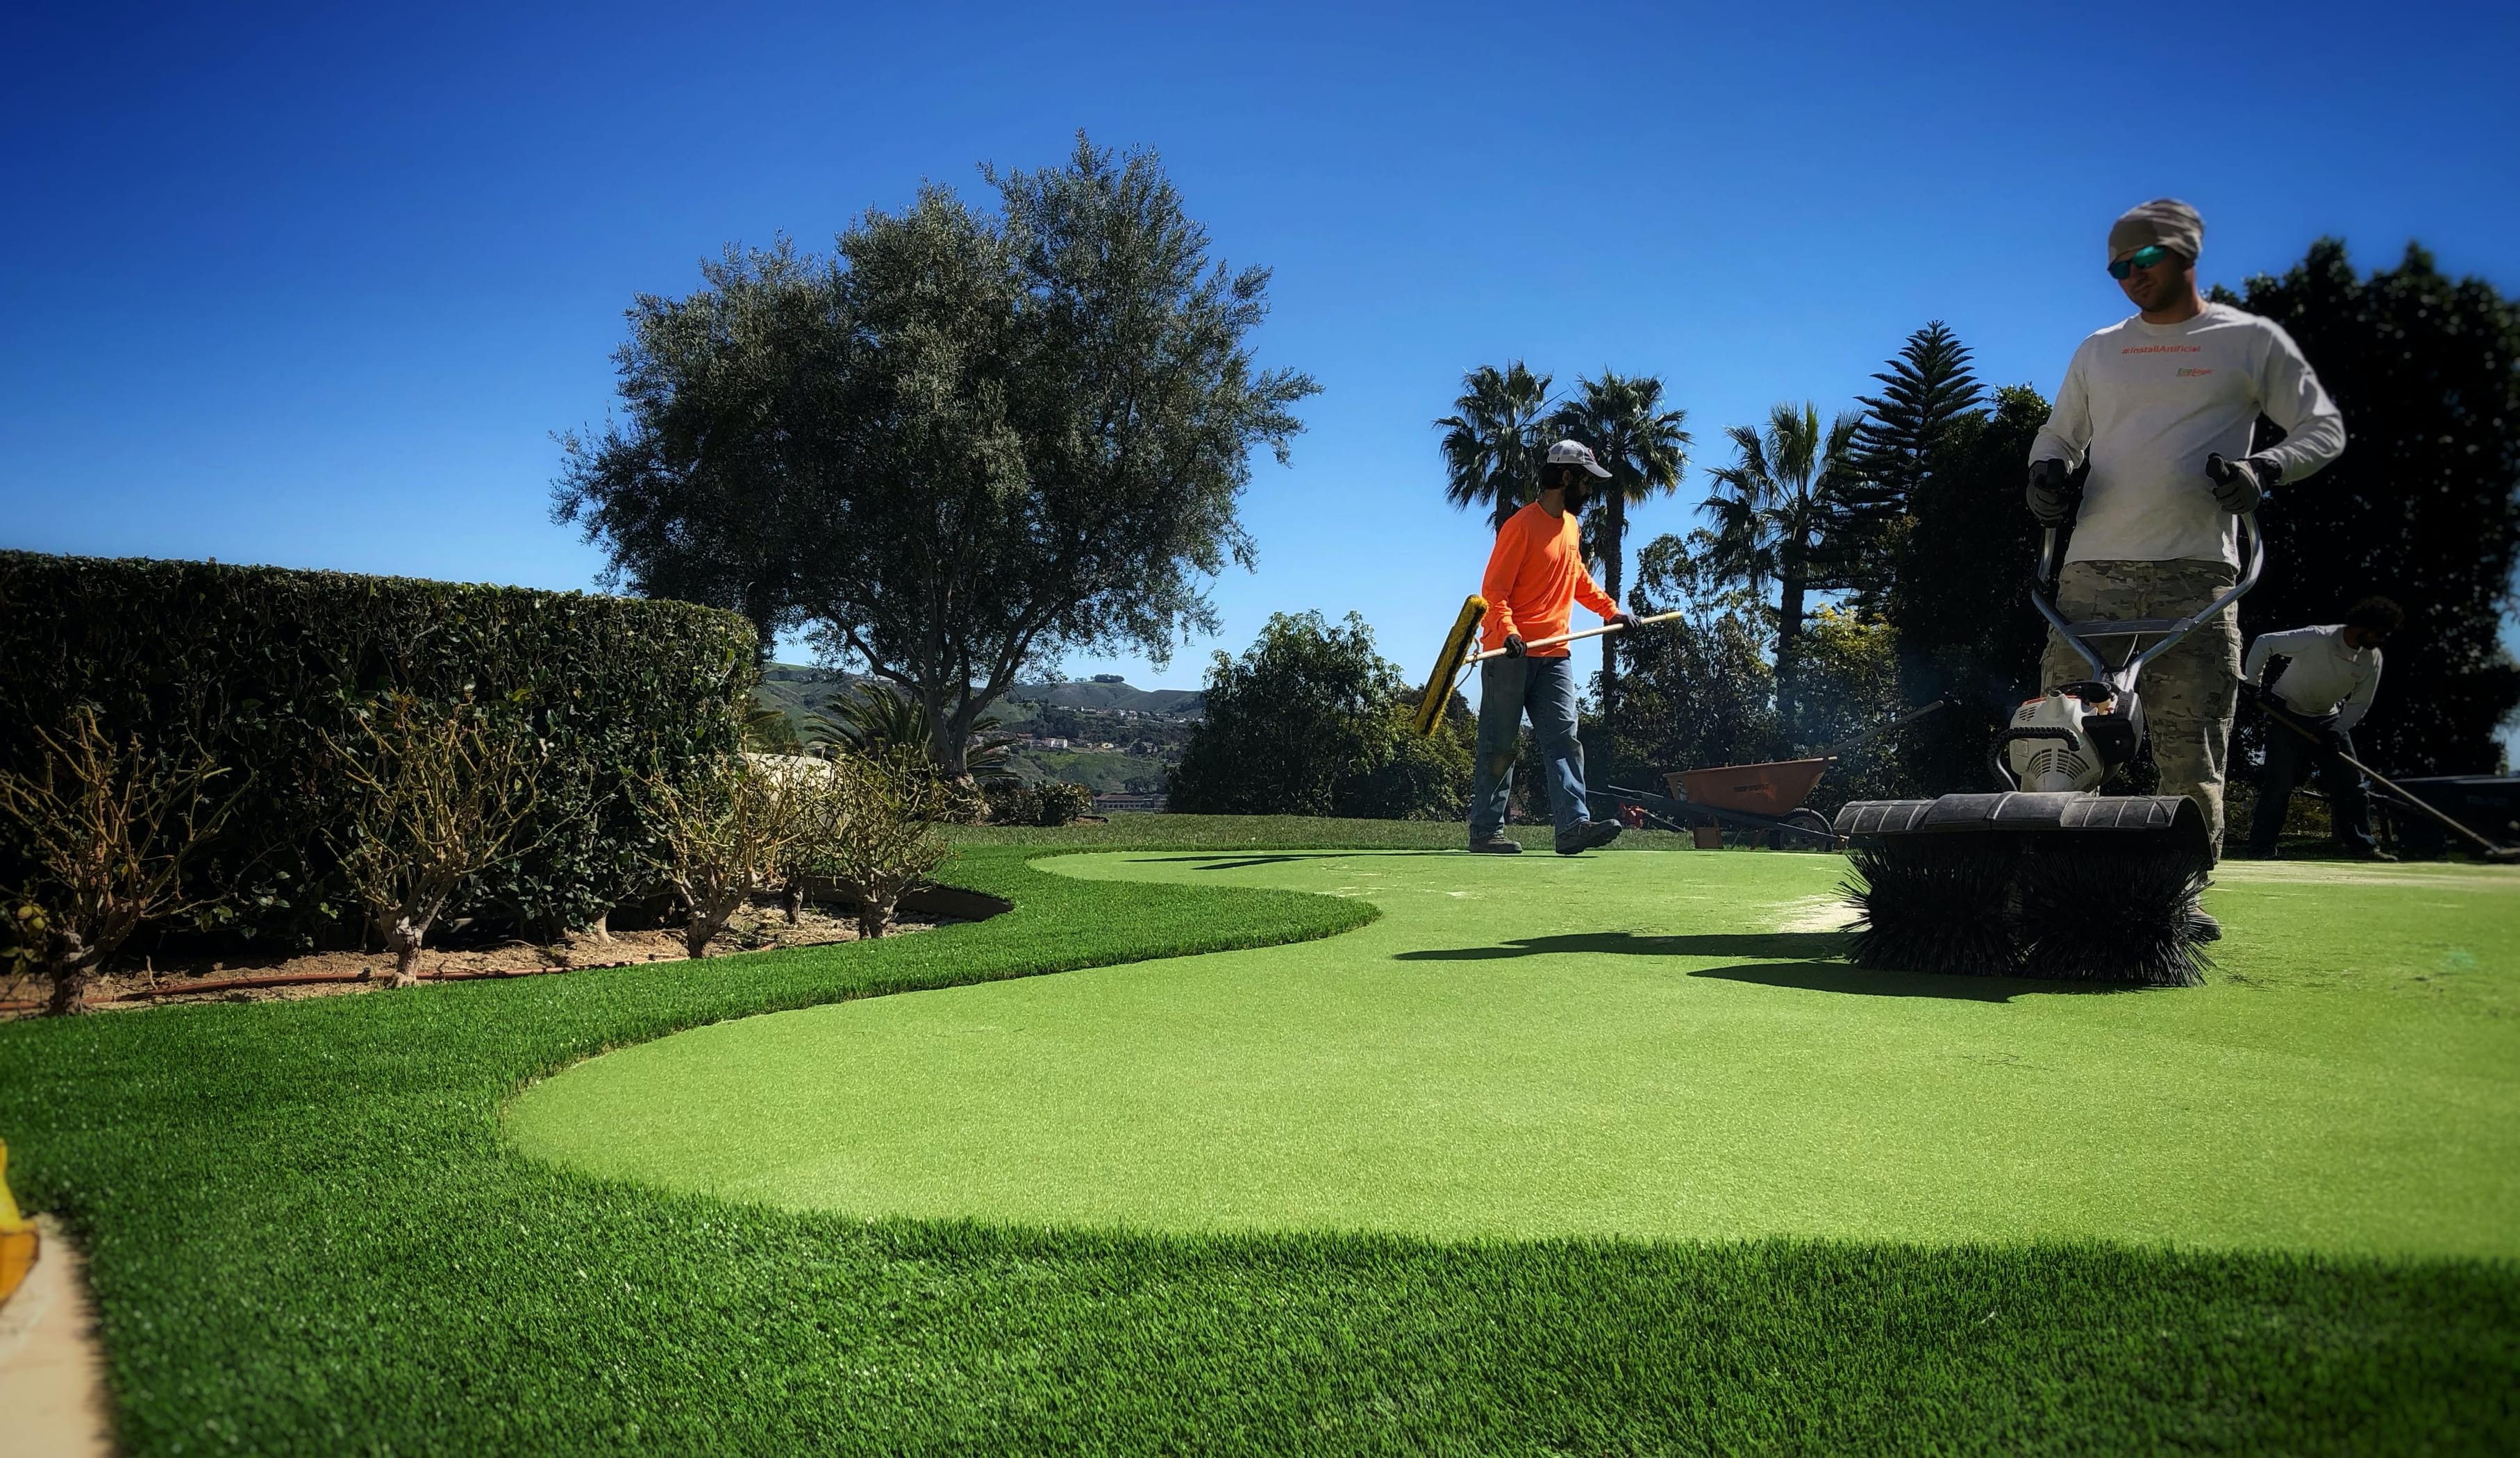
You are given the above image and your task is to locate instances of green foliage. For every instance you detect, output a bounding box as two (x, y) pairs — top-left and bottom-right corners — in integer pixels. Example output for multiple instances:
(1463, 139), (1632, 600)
(0, 551), (756, 946)
(1842, 321), (1983, 612)
(1168, 612), (1469, 819)
(983, 780), (1096, 827)
(1599, 531), (1784, 783)
(558, 136), (1317, 776)
(1435, 360), (1553, 530)
(1884, 385), (2054, 796)
(2209, 240), (2520, 776)
(809, 684), (1019, 787)
(1792, 608), (1906, 811)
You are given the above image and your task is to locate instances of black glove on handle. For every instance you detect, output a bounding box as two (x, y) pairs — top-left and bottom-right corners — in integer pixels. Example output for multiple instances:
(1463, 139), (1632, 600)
(2205, 452), (2277, 513)
(2026, 458), (2078, 525)
(1503, 633), (1527, 659)
(1608, 610), (1641, 632)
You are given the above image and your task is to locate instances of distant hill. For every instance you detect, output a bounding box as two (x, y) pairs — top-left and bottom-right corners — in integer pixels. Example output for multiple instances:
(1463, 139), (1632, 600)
(1001, 679), (1203, 717)
(751, 665), (1201, 730)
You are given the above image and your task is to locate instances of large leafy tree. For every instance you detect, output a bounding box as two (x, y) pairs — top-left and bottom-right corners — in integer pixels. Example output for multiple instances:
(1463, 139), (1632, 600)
(1699, 401), (1864, 734)
(1842, 321), (1982, 612)
(1549, 371), (1691, 714)
(557, 137), (1316, 776)
(2211, 240), (2520, 776)
(1435, 361), (1553, 530)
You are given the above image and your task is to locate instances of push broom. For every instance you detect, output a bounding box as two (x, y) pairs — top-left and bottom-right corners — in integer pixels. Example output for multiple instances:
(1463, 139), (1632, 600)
(1411, 596), (1684, 737)
(2255, 694), (2520, 863)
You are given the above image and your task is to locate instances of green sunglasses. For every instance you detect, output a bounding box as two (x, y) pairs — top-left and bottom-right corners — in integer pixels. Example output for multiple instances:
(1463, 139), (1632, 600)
(2108, 244), (2175, 279)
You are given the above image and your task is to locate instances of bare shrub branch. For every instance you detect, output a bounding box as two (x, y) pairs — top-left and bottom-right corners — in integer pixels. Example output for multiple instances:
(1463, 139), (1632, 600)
(324, 694), (546, 987)
(0, 707), (234, 1014)
(649, 755), (801, 960)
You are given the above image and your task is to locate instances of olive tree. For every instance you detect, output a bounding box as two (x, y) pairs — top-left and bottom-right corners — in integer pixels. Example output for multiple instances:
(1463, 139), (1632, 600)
(557, 136), (1316, 775)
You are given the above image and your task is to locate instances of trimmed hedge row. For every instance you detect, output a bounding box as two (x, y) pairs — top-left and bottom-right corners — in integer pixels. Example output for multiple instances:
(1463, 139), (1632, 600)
(0, 551), (756, 947)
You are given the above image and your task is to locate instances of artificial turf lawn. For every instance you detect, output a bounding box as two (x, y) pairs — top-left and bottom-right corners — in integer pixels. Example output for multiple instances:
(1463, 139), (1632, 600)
(508, 850), (2520, 1257)
(0, 818), (2512, 1454)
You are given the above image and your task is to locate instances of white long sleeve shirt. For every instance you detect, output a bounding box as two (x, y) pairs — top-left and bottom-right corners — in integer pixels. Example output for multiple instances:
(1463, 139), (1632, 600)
(2243, 624), (2383, 732)
(2031, 303), (2346, 568)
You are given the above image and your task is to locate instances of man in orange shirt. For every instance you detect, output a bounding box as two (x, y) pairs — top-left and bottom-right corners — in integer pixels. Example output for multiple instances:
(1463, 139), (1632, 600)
(1469, 440), (1638, 855)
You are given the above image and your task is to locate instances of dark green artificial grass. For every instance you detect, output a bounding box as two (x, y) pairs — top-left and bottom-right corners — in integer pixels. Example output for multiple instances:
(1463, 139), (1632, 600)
(0, 815), (2512, 1454)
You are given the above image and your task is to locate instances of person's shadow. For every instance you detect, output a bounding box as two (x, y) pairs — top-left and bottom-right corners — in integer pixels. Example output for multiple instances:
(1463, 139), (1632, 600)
(1392, 931), (2135, 1002)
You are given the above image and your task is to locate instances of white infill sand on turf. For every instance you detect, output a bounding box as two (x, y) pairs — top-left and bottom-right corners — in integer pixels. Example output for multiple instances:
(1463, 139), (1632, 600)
(0, 1217), (114, 1457)
(1776, 893), (1859, 933)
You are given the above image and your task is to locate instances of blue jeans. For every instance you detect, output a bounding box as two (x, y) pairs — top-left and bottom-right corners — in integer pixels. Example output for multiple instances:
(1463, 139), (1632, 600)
(1469, 655), (1589, 842)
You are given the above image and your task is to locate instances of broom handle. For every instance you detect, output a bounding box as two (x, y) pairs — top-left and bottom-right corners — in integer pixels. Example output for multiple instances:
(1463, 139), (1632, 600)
(2260, 701), (2511, 857)
(1467, 610), (1686, 665)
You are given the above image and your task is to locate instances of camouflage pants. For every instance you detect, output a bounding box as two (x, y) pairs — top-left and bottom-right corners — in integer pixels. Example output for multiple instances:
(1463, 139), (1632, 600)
(2039, 558), (2242, 855)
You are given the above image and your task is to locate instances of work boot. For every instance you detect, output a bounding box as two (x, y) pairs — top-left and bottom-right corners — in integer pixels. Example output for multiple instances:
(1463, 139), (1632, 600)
(1555, 819), (1622, 856)
(2189, 910), (2223, 942)
(1467, 835), (1523, 855)
(2342, 844), (2398, 862)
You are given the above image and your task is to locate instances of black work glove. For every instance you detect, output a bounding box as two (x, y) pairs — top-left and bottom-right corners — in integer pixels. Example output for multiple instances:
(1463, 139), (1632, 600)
(2205, 452), (2278, 512)
(2026, 458), (2078, 526)
(1503, 633), (1527, 659)
(1607, 610), (1642, 632)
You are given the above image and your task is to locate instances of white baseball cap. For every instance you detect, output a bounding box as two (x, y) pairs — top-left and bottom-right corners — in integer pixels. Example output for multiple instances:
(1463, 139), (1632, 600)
(1546, 439), (1613, 478)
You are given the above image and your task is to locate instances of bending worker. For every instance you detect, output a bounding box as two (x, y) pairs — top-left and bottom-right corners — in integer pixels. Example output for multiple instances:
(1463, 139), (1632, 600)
(2027, 197), (2347, 885)
(1467, 440), (1634, 856)
(2241, 596), (2403, 861)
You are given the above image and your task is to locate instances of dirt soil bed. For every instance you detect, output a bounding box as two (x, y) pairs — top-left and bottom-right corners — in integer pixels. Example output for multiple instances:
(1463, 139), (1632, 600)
(0, 903), (945, 1018)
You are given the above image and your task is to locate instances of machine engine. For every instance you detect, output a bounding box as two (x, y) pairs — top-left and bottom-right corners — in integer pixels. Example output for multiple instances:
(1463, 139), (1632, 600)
(2000, 684), (2144, 793)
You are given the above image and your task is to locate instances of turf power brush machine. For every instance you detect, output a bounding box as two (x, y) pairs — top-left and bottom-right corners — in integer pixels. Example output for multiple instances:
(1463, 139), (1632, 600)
(1830, 511), (2264, 987)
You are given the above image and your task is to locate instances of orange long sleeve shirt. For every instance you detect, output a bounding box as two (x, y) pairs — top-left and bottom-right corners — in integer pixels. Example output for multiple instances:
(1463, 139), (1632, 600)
(1479, 501), (1617, 657)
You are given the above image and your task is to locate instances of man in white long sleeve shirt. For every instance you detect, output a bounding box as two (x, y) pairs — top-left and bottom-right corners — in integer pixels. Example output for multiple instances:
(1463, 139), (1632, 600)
(2241, 596), (2403, 859)
(2026, 199), (2347, 868)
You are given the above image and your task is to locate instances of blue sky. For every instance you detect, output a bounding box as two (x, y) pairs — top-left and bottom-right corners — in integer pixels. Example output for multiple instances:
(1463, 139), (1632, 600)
(4, 1), (2514, 757)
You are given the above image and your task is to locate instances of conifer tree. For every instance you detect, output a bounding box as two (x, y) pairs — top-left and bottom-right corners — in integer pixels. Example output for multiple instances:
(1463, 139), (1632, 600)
(1841, 322), (1983, 610)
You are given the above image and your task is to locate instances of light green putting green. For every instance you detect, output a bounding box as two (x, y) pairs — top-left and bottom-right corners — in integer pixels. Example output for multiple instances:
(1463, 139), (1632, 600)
(507, 850), (2520, 1257)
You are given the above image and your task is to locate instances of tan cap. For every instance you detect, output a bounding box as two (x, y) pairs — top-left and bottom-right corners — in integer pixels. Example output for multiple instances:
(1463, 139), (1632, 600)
(2109, 198), (2203, 263)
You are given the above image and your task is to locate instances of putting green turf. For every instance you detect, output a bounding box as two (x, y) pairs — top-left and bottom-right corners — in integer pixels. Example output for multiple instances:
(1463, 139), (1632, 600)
(508, 850), (2520, 1257)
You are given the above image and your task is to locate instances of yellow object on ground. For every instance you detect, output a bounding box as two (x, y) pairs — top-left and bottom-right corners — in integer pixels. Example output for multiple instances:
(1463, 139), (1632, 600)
(1413, 595), (1487, 737)
(0, 1137), (37, 1306)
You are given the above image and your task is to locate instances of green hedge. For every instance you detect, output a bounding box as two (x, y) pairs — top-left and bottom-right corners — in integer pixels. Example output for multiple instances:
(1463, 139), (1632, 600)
(0, 551), (756, 947)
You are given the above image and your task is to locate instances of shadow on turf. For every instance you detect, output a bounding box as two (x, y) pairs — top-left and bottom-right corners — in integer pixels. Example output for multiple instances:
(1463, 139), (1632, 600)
(1129, 852), (1463, 870)
(1395, 931), (2140, 1001)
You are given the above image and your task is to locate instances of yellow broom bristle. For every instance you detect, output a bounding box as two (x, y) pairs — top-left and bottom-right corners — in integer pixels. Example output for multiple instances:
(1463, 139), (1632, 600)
(1412, 596), (1487, 737)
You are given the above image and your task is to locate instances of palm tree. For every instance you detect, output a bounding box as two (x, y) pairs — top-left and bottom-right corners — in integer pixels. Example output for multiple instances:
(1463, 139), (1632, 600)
(1549, 371), (1691, 714)
(1435, 361), (1553, 530)
(1700, 401), (1864, 736)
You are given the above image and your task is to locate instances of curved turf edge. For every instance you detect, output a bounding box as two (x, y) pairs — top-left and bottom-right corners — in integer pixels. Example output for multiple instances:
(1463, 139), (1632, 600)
(0, 828), (2511, 1455)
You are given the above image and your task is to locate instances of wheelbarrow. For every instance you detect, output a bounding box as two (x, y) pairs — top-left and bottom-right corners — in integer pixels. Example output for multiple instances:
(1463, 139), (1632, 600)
(1592, 760), (1839, 849)
(1589, 701), (1951, 850)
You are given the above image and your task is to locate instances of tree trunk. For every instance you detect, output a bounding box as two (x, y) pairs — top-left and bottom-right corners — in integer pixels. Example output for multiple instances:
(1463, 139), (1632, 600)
(855, 889), (896, 940)
(44, 937), (94, 1016)
(1601, 495), (1627, 717)
(1777, 568), (1808, 743)
(928, 686), (965, 778)
(390, 934), (424, 989)
(589, 909), (612, 944)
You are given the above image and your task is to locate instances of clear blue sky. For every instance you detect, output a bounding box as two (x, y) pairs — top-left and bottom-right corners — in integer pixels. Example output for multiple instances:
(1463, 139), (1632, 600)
(5, 1), (2514, 756)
